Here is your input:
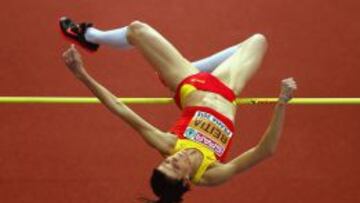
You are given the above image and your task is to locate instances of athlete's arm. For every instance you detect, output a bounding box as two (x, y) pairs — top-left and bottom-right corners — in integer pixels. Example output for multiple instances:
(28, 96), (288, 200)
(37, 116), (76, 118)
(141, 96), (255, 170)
(62, 45), (176, 155)
(198, 78), (297, 186)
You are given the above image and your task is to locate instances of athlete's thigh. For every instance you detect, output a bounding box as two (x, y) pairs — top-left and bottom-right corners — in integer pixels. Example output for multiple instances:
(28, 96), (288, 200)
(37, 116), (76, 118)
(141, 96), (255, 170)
(211, 34), (268, 95)
(128, 21), (199, 91)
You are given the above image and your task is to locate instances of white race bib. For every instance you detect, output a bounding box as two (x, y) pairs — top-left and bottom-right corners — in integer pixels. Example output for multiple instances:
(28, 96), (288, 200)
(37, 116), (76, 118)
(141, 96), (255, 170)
(184, 111), (233, 157)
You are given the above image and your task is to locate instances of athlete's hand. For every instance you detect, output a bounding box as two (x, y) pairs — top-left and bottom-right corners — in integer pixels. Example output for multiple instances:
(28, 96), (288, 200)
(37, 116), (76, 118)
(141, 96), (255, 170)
(279, 77), (297, 103)
(62, 44), (87, 79)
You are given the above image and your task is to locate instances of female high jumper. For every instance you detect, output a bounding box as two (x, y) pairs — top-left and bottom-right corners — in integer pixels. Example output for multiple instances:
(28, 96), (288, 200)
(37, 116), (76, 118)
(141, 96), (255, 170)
(60, 17), (297, 203)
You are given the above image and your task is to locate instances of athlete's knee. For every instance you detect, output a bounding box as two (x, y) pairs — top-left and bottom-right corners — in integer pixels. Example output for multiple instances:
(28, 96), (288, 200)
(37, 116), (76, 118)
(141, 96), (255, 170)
(129, 20), (149, 31)
(250, 33), (268, 47)
(128, 21), (151, 38)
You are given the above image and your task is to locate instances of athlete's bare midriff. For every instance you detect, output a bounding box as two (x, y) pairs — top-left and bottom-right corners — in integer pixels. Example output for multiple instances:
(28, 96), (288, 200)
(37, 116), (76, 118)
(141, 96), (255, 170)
(181, 90), (237, 122)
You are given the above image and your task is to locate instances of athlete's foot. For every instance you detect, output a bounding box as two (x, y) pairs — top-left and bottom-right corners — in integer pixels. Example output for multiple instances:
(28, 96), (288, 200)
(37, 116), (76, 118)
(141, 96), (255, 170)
(59, 16), (99, 52)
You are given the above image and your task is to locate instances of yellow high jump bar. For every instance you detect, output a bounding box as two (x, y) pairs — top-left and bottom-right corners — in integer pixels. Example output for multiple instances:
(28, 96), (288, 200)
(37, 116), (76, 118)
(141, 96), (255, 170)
(0, 97), (360, 104)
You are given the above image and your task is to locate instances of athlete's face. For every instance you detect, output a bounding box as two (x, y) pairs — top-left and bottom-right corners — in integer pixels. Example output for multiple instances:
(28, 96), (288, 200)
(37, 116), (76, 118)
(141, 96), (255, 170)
(157, 150), (192, 181)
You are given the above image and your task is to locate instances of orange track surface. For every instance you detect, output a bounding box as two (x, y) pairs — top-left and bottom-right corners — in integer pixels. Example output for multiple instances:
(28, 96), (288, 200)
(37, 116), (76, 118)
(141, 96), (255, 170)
(0, 0), (359, 202)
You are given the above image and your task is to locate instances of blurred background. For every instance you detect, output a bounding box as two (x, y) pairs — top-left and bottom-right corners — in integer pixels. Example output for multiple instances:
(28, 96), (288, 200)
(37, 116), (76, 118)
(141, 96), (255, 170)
(0, 0), (359, 202)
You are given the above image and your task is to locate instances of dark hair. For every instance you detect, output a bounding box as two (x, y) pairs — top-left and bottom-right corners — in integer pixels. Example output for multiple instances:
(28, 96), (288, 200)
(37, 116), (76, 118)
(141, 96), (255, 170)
(146, 169), (190, 203)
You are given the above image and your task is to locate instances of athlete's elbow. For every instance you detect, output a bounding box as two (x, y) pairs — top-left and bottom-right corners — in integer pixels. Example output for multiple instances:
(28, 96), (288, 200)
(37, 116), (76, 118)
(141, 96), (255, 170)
(266, 148), (276, 157)
(256, 145), (276, 158)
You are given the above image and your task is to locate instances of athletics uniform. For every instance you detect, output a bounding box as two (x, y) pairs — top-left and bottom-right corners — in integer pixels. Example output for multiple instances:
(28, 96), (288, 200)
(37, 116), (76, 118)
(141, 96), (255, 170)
(169, 72), (236, 183)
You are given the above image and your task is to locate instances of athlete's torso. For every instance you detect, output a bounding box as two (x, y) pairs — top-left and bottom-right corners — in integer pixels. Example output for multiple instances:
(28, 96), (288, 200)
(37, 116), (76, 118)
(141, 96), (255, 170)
(181, 90), (237, 122)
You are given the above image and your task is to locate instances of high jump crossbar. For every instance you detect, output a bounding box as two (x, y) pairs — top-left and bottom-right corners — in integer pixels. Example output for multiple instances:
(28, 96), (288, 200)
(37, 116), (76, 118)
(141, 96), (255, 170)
(0, 97), (360, 105)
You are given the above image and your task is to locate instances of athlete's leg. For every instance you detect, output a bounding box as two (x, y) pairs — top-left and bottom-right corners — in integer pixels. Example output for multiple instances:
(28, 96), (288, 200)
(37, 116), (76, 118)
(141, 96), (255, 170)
(85, 27), (132, 49)
(192, 44), (239, 72)
(211, 34), (268, 95)
(83, 21), (199, 91)
(60, 18), (197, 89)
(126, 21), (199, 91)
(84, 25), (239, 72)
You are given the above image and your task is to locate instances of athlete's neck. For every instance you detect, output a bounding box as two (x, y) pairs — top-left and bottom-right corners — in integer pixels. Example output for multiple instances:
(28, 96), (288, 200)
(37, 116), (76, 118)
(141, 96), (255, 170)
(184, 149), (204, 178)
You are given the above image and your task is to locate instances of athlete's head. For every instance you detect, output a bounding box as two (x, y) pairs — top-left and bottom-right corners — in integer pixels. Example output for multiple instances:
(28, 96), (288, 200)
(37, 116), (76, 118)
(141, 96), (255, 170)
(149, 151), (192, 203)
(157, 150), (193, 180)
